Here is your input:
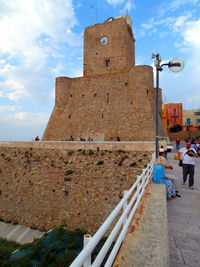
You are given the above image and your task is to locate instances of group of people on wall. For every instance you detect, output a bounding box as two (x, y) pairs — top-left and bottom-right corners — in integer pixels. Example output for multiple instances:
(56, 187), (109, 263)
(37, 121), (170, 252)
(66, 136), (94, 141)
(153, 139), (198, 198)
(65, 136), (121, 141)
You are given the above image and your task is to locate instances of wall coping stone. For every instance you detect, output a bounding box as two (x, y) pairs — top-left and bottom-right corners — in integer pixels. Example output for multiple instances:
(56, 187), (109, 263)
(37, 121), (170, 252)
(0, 141), (155, 151)
(113, 183), (169, 267)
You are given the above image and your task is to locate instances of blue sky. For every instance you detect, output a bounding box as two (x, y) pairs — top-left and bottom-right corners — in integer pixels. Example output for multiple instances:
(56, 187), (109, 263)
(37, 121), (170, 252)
(0, 0), (200, 141)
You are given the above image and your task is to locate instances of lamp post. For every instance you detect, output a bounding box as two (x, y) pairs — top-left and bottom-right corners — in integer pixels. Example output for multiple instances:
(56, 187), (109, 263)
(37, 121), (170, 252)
(152, 53), (184, 158)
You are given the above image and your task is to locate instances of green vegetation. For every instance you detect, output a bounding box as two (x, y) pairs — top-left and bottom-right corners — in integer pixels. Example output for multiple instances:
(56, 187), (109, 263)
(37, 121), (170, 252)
(88, 150), (94, 155)
(0, 238), (19, 266)
(129, 162), (137, 167)
(68, 151), (74, 156)
(65, 170), (74, 175)
(82, 150), (86, 155)
(170, 124), (183, 132)
(117, 150), (126, 154)
(64, 177), (72, 181)
(97, 160), (104, 165)
(9, 223), (110, 266)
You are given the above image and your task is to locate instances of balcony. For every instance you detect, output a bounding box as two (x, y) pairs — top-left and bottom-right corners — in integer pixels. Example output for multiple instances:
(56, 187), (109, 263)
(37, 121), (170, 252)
(172, 113), (179, 117)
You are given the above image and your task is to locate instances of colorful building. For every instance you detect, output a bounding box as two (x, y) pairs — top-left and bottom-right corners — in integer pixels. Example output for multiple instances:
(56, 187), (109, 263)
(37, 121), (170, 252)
(162, 103), (183, 132)
(183, 109), (200, 129)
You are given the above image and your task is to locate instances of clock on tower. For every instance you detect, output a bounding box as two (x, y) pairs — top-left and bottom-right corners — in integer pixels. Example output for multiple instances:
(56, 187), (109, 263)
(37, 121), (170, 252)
(83, 15), (135, 76)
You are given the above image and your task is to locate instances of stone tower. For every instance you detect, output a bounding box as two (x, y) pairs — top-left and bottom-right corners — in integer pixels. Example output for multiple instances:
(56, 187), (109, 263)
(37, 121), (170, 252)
(83, 16), (135, 76)
(42, 15), (166, 141)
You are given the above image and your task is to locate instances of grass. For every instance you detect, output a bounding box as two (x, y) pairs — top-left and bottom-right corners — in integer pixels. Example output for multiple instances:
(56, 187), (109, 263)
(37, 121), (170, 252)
(0, 238), (19, 267)
(0, 223), (112, 266)
(9, 224), (110, 266)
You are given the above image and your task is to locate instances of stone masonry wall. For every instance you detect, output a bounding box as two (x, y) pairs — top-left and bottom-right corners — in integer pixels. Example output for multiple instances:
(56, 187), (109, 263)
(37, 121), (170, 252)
(43, 66), (166, 141)
(169, 129), (200, 141)
(84, 18), (135, 76)
(0, 142), (153, 233)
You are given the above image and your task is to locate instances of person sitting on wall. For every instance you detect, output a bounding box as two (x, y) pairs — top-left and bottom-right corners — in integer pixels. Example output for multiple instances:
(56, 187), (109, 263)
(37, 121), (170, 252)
(156, 152), (181, 197)
(35, 136), (40, 141)
(69, 136), (74, 141)
(117, 136), (120, 141)
(152, 162), (176, 199)
(160, 145), (168, 158)
(110, 137), (114, 141)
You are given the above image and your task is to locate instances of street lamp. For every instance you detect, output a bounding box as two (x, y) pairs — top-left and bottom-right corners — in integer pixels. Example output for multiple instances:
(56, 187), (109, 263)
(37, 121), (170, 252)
(152, 53), (184, 158)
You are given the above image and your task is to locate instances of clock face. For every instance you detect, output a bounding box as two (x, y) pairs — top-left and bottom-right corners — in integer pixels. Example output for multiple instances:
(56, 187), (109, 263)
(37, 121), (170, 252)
(100, 36), (108, 46)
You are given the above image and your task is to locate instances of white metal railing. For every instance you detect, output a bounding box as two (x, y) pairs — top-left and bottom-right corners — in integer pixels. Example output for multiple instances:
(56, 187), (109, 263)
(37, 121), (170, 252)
(70, 153), (156, 267)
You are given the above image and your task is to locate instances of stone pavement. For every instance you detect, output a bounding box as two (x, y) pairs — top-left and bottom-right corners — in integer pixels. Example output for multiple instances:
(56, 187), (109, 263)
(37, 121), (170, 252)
(166, 148), (200, 267)
(0, 221), (45, 244)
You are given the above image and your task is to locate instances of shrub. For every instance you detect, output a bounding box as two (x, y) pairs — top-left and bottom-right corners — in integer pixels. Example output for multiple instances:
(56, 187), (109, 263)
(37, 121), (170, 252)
(65, 170), (74, 175)
(97, 160), (104, 165)
(170, 124), (183, 133)
(64, 177), (72, 181)
(129, 162), (137, 167)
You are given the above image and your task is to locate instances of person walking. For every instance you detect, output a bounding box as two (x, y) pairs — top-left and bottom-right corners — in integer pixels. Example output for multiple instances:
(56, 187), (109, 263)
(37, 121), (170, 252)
(176, 138), (180, 150)
(178, 142), (198, 189)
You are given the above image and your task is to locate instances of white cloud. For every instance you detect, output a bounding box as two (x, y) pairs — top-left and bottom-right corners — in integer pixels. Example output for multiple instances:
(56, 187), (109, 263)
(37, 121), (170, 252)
(157, 0), (199, 16)
(180, 19), (200, 81)
(167, 0), (199, 11)
(161, 17), (200, 110)
(0, 0), (80, 103)
(12, 112), (49, 126)
(0, 105), (50, 140)
(107, 0), (125, 5)
(0, 112), (49, 141)
(0, 105), (20, 112)
(182, 18), (200, 47)
(120, 0), (136, 14)
(173, 13), (193, 31)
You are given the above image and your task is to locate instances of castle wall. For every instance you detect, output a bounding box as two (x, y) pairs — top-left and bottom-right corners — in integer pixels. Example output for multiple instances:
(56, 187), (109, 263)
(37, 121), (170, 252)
(0, 142), (153, 232)
(43, 65), (167, 141)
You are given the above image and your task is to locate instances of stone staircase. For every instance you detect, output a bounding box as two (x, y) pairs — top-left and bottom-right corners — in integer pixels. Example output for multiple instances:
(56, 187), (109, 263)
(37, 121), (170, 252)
(0, 222), (46, 244)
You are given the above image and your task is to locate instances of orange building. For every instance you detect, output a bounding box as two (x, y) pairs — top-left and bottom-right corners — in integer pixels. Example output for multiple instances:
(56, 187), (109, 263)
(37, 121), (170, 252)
(161, 106), (167, 133)
(162, 103), (183, 132)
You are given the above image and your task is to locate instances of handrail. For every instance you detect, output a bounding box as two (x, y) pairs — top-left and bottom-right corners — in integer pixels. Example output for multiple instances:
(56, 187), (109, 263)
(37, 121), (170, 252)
(70, 153), (156, 267)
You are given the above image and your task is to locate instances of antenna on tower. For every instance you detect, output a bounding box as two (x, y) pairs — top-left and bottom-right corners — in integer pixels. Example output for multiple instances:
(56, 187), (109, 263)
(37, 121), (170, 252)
(96, 7), (98, 23)
(126, 9), (129, 15)
(91, 5), (94, 25)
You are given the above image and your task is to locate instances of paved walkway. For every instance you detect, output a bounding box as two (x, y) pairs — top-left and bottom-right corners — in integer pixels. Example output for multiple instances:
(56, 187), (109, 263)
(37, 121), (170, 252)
(0, 222), (45, 244)
(166, 149), (200, 267)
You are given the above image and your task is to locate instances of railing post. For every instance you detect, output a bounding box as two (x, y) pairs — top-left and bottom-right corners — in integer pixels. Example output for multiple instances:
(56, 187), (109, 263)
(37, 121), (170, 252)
(137, 175), (141, 195)
(83, 234), (92, 267)
(123, 190), (128, 228)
